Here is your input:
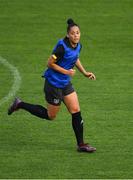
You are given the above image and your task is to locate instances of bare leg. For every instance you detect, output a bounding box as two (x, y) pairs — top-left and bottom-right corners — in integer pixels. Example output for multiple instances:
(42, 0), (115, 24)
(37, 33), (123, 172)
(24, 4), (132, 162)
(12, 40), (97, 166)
(63, 92), (80, 114)
(47, 103), (60, 120)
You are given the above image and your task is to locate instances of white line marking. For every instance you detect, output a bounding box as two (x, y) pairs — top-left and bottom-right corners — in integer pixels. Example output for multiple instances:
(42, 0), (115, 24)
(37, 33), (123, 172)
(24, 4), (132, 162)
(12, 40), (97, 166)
(0, 56), (21, 106)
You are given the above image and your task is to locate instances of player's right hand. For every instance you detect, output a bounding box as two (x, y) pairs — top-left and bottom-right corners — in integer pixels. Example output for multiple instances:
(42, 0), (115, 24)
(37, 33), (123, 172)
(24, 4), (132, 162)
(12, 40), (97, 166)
(68, 69), (76, 76)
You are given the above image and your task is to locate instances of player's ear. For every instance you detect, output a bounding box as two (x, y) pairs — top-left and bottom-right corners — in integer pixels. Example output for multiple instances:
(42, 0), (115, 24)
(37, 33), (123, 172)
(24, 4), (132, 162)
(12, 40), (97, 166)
(67, 34), (69, 38)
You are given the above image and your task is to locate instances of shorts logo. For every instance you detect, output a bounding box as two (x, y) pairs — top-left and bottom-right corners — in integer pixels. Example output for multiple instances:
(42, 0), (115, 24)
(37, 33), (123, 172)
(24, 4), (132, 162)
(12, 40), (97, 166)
(54, 98), (60, 104)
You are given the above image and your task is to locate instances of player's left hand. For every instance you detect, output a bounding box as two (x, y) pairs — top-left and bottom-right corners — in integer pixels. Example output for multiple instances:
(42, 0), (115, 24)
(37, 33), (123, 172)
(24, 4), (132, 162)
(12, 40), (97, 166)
(84, 72), (96, 80)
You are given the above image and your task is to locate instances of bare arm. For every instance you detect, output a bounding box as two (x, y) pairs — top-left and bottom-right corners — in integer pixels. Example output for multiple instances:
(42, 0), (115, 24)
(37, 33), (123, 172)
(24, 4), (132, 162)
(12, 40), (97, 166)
(47, 55), (76, 76)
(75, 58), (96, 80)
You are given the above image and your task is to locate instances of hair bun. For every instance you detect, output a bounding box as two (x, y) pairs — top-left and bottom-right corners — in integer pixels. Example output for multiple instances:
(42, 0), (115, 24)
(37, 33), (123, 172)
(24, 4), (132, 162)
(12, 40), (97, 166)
(67, 18), (74, 25)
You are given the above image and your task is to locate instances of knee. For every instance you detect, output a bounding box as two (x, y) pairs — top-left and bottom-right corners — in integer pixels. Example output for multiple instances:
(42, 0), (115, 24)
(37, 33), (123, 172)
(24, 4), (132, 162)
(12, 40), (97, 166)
(70, 106), (80, 114)
(48, 112), (56, 120)
(47, 105), (59, 120)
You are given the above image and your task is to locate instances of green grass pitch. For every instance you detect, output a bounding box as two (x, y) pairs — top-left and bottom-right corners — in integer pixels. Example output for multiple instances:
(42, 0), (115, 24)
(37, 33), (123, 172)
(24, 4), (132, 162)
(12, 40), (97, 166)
(0, 0), (133, 178)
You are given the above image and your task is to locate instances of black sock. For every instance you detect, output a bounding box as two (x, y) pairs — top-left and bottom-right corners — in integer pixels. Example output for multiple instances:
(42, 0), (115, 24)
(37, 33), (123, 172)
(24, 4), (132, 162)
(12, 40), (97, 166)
(72, 111), (84, 145)
(18, 102), (50, 120)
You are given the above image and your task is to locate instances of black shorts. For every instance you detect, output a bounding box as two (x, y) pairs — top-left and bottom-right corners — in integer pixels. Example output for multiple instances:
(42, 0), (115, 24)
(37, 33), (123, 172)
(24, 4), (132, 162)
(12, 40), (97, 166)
(44, 79), (75, 106)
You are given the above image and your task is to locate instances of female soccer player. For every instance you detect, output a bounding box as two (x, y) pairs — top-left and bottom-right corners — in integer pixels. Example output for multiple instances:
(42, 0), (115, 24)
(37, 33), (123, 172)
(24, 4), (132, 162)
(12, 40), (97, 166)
(8, 19), (96, 153)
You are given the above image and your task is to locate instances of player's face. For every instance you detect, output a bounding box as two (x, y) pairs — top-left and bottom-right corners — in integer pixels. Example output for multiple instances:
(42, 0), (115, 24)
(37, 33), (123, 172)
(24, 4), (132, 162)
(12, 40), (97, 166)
(68, 26), (81, 45)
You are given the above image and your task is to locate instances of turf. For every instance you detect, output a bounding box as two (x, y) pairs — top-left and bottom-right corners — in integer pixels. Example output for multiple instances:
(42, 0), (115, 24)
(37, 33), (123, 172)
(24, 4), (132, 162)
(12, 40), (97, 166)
(0, 0), (133, 178)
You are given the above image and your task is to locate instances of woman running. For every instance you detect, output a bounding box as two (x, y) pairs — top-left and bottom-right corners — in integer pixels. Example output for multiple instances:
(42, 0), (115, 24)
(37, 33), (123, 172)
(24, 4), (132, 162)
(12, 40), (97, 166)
(8, 18), (96, 153)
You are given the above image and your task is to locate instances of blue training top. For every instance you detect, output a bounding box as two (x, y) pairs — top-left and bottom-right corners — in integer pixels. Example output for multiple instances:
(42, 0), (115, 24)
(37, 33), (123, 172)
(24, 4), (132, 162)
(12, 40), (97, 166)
(44, 38), (82, 88)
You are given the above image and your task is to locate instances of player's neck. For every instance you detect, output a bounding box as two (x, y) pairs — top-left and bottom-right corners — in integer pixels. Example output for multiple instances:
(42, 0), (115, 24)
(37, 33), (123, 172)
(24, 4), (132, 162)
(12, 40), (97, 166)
(69, 40), (78, 48)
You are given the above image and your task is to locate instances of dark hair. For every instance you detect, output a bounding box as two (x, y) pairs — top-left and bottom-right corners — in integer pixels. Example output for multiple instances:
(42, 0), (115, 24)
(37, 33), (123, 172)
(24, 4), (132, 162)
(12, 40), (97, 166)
(67, 18), (79, 33)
